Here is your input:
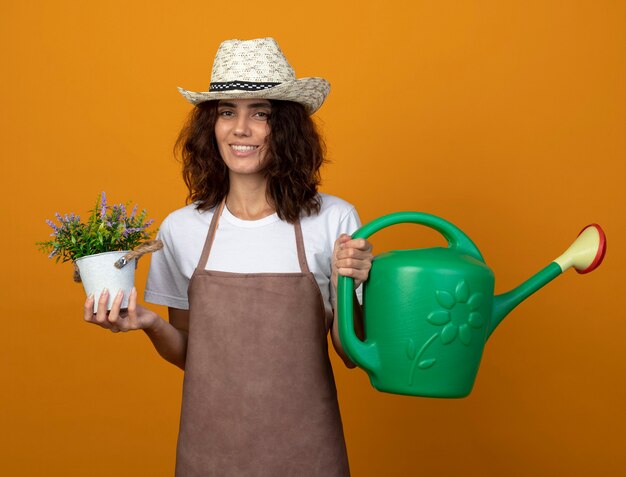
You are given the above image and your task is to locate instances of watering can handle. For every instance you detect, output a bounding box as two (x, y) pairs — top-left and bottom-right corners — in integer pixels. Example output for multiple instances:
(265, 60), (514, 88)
(352, 211), (484, 260)
(337, 211), (483, 372)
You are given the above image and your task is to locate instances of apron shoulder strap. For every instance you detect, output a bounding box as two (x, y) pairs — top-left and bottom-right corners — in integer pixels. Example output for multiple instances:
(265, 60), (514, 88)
(197, 200), (225, 271)
(293, 218), (311, 274)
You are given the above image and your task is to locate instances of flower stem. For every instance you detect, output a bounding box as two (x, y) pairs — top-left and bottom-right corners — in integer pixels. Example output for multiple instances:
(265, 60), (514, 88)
(409, 332), (439, 386)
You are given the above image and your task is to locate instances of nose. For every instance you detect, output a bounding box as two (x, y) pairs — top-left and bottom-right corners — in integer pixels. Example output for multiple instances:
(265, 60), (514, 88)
(234, 115), (251, 137)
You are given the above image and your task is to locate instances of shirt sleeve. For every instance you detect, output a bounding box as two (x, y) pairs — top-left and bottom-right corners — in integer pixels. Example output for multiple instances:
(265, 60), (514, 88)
(144, 216), (191, 310)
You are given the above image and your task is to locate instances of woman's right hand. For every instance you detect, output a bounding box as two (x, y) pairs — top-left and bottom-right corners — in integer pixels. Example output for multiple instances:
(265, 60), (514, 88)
(84, 287), (159, 333)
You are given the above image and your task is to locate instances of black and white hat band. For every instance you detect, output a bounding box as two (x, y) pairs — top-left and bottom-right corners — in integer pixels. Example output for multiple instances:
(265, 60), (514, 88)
(209, 81), (281, 92)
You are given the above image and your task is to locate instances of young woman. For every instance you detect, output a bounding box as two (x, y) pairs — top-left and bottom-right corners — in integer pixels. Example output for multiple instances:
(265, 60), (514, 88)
(84, 38), (373, 477)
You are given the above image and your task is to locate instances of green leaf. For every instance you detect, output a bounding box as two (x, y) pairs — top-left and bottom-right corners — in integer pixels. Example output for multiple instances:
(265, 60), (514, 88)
(455, 280), (470, 303)
(427, 310), (450, 326)
(419, 359), (436, 369)
(407, 339), (416, 360)
(468, 293), (484, 311)
(459, 324), (472, 346)
(468, 312), (485, 328)
(436, 290), (455, 309)
(441, 324), (458, 344)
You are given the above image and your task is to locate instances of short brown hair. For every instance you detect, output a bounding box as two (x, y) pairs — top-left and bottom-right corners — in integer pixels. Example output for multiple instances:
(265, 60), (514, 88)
(175, 100), (326, 223)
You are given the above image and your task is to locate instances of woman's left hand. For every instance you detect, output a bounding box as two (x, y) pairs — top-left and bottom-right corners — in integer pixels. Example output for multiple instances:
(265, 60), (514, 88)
(332, 234), (374, 290)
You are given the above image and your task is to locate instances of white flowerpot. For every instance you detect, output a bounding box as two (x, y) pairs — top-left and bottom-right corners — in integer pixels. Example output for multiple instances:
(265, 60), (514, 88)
(75, 251), (135, 311)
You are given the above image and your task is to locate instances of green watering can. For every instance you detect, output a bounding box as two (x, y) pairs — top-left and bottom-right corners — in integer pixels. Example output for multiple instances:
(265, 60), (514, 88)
(338, 212), (606, 398)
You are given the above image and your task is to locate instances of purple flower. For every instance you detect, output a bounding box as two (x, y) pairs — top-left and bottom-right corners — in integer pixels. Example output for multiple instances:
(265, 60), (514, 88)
(122, 225), (141, 237)
(130, 204), (138, 219)
(46, 219), (59, 234)
(100, 192), (107, 220)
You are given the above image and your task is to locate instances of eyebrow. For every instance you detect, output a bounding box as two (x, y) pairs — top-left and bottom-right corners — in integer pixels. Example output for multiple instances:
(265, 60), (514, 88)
(218, 101), (271, 109)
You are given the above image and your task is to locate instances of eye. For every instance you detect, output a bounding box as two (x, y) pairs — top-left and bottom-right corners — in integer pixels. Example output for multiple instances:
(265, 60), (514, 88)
(218, 110), (234, 118)
(253, 111), (271, 120)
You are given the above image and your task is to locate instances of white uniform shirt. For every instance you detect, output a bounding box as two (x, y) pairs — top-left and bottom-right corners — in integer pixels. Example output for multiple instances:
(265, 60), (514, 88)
(144, 193), (362, 315)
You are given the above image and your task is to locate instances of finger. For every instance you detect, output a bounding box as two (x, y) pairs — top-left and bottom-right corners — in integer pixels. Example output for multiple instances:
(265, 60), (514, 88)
(126, 287), (140, 330)
(333, 234), (352, 252)
(107, 290), (125, 325)
(336, 254), (373, 279)
(337, 266), (371, 289)
(336, 261), (372, 279)
(84, 294), (95, 322)
(336, 245), (374, 264)
(338, 233), (352, 243)
(336, 252), (373, 269)
(336, 267), (369, 283)
(336, 248), (373, 263)
(336, 260), (372, 275)
(94, 289), (110, 324)
(342, 237), (372, 252)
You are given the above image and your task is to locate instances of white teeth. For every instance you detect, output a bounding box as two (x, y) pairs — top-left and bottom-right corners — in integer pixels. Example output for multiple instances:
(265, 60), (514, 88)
(231, 145), (258, 152)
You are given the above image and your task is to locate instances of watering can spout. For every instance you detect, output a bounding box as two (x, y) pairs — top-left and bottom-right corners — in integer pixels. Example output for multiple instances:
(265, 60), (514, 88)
(488, 224), (606, 337)
(490, 263), (562, 337)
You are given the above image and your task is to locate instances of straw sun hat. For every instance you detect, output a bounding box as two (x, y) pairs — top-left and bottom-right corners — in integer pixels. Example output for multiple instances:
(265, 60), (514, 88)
(178, 37), (330, 115)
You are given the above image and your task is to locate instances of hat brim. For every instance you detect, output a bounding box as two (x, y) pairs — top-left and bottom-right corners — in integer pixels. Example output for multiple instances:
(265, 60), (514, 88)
(177, 77), (330, 115)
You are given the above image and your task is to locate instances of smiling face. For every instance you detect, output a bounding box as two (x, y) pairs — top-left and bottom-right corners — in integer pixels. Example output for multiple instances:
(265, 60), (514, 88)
(214, 98), (272, 178)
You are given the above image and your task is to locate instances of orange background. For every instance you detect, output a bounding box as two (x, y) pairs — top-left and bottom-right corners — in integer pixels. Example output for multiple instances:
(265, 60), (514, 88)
(1, 1), (624, 476)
